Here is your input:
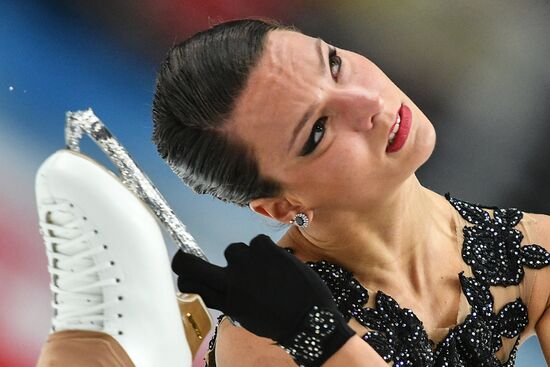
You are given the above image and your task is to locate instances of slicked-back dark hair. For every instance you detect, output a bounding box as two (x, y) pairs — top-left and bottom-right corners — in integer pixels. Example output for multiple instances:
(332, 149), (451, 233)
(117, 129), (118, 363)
(152, 19), (293, 206)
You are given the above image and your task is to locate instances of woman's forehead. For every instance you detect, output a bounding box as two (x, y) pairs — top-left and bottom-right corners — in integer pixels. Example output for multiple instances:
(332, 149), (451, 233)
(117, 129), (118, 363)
(224, 31), (323, 168)
(264, 30), (318, 62)
(259, 31), (323, 84)
(228, 31), (322, 137)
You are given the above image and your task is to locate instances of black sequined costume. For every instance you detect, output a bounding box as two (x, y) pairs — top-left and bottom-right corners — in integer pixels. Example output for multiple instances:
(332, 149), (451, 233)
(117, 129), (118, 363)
(205, 194), (550, 366)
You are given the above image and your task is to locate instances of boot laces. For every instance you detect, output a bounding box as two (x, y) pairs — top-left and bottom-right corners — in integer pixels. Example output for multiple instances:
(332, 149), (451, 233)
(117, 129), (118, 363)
(39, 200), (119, 332)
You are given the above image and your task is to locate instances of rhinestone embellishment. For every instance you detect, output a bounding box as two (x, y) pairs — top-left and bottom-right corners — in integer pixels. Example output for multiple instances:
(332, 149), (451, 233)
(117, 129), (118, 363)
(279, 306), (337, 366)
(446, 193), (550, 286)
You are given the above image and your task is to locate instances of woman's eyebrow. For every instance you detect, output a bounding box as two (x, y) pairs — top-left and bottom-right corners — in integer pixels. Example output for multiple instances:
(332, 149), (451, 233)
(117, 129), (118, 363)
(288, 102), (319, 153)
(286, 38), (325, 154)
(316, 38), (325, 74)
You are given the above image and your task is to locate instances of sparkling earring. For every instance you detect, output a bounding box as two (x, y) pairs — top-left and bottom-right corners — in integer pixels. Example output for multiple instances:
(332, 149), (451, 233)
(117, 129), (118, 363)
(290, 213), (309, 228)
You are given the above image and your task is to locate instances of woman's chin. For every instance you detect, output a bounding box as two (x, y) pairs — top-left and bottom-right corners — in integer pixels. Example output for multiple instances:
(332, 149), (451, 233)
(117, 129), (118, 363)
(417, 122), (437, 165)
(401, 118), (436, 179)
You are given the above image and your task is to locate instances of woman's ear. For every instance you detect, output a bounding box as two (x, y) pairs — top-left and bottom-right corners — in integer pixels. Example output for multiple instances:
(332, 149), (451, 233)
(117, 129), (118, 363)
(249, 197), (299, 224)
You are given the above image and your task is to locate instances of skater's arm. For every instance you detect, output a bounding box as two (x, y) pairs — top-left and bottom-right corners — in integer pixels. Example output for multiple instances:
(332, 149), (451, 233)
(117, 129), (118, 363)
(215, 318), (387, 367)
(215, 317), (296, 366)
(323, 335), (387, 366)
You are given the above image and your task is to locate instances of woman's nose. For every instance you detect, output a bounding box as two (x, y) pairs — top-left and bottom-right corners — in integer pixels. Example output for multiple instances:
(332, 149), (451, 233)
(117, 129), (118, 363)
(328, 87), (384, 130)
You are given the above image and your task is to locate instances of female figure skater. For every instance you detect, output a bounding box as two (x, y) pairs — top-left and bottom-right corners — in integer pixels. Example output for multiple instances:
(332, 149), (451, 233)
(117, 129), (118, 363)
(36, 18), (550, 367)
(158, 19), (550, 366)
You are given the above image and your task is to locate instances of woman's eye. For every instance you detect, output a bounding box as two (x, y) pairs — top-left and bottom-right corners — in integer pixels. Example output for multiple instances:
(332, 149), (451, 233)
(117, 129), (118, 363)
(328, 47), (341, 80)
(301, 117), (327, 156)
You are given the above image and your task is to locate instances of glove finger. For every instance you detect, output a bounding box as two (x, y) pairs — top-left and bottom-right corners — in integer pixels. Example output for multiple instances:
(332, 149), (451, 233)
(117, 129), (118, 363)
(224, 242), (250, 265)
(249, 234), (275, 247)
(250, 235), (281, 257)
(177, 278), (226, 311)
(250, 234), (290, 260)
(172, 250), (226, 291)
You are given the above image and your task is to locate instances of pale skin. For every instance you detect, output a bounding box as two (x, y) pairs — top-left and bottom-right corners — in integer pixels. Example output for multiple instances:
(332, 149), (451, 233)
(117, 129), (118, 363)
(214, 29), (550, 366)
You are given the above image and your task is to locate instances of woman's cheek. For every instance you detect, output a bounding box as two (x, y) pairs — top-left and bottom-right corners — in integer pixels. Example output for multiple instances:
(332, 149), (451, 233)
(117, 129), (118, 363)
(322, 142), (372, 184)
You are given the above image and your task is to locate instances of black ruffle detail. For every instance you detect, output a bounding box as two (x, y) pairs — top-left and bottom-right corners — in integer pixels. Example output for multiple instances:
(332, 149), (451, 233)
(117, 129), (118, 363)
(359, 272), (527, 367)
(308, 265), (530, 366)
(445, 193), (550, 286)
(307, 261), (369, 321)
(433, 274), (527, 366)
(359, 292), (434, 366)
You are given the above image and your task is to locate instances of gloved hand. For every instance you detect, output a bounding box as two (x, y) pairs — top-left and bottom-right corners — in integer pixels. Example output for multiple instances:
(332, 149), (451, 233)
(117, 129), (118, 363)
(171, 234), (355, 367)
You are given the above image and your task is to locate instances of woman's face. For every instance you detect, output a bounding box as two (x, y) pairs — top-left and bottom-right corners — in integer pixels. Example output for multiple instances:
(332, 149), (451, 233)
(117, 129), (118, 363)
(226, 30), (436, 216)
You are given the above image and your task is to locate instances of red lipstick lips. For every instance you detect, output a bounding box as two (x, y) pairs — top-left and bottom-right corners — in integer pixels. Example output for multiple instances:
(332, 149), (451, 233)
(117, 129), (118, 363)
(386, 104), (412, 153)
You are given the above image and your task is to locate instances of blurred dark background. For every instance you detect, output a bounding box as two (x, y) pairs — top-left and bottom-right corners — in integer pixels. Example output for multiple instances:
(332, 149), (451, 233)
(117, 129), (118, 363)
(1, 1), (549, 366)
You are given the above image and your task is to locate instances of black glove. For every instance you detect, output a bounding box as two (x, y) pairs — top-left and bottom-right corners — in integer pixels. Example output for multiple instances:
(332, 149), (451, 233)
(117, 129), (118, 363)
(172, 234), (355, 367)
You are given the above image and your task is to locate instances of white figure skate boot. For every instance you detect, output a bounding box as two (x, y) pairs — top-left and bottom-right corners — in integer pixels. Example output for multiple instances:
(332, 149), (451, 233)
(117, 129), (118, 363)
(36, 149), (192, 367)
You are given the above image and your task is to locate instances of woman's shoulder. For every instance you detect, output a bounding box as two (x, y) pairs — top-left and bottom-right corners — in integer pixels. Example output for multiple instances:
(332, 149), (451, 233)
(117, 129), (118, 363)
(211, 317), (296, 367)
(522, 211), (550, 247)
(519, 212), (550, 303)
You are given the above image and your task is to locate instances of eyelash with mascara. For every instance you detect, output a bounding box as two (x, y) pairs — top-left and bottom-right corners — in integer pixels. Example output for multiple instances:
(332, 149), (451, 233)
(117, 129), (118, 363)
(300, 47), (342, 156)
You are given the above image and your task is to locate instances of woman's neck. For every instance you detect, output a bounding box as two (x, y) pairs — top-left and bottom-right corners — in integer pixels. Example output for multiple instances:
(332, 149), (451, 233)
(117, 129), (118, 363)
(279, 177), (459, 294)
